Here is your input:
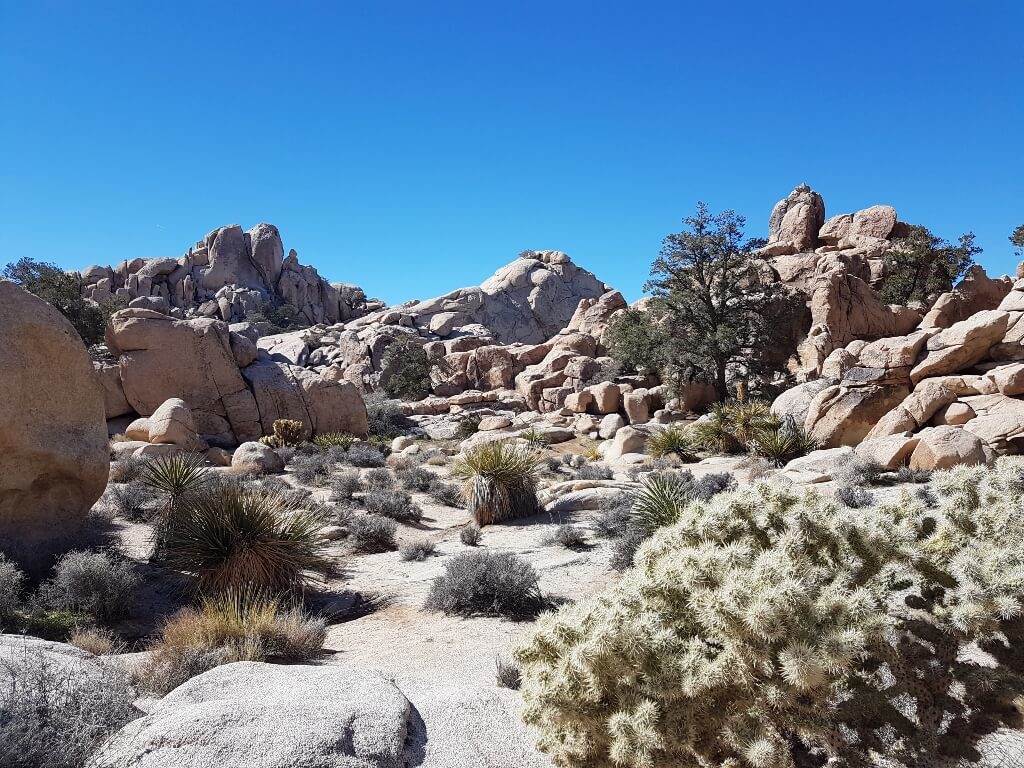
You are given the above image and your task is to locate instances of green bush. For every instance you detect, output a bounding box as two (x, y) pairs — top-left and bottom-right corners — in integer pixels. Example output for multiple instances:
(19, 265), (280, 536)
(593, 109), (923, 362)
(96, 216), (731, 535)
(312, 431), (356, 449)
(348, 514), (398, 553)
(452, 442), (541, 526)
(399, 539), (437, 562)
(689, 401), (779, 454)
(259, 418), (306, 448)
(516, 462), (1024, 767)
(425, 550), (543, 619)
(164, 485), (333, 594)
(37, 551), (139, 623)
(745, 415), (819, 466)
(379, 336), (431, 401)
(363, 489), (422, 522)
(0, 554), (25, 621)
(644, 426), (696, 460)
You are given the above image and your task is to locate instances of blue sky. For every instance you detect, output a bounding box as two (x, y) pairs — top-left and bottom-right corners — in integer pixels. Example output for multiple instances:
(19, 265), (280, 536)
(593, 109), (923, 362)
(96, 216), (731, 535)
(1, 1), (1021, 304)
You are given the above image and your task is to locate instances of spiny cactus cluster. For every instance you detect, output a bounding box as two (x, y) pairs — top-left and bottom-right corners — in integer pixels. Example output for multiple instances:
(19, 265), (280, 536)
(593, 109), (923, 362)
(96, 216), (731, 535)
(516, 459), (1024, 768)
(259, 418), (306, 448)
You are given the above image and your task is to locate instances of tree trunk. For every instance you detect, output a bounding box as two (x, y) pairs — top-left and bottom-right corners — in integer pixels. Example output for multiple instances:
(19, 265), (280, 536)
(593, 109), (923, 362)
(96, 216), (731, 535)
(714, 361), (728, 402)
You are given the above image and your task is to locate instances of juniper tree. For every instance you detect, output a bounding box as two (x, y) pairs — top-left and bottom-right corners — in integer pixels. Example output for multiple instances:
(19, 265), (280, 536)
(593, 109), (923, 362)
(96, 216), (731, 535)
(379, 335), (431, 401)
(636, 203), (805, 401)
(879, 224), (980, 306)
(1011, 224), (1024, 259)
(516, 461), (1024, 768)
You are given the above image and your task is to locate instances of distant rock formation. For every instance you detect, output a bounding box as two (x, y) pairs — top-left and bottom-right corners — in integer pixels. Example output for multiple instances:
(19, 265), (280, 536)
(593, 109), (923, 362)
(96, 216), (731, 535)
(77, 223), (377, 326)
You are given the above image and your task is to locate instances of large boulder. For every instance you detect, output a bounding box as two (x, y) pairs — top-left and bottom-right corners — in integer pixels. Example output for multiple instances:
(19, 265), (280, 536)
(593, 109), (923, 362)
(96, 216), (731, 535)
(804, 382), (911, 448)
(231, 442), (284, 475)
(808, 267), (921, 347)
(771, 379), (834, 426)
(147, 398), (207, 450)
(909, 426), (987, 470)
(920, 265), (1012, 329)
(0, 282), (109, 565)
(107, 309), (262, 446)
(92, 662), (411, 768)
(910, 310), (1010, 384)
(767, 184), (825, 253)
(960, 394), (1024, 454)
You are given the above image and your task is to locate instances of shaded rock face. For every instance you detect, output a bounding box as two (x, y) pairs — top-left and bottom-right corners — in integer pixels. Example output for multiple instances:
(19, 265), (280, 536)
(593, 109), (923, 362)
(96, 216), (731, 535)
(767, 184), (825, 253)
(0, 282), (108, 566)
(78, 223), (372, 326)
(106, 309), (368, 446)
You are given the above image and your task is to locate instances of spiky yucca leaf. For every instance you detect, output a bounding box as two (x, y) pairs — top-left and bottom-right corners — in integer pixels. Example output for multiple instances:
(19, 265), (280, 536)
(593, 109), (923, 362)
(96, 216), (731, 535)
(519, 428), (548, 450)
(633, 473), (692, 535)
(452, 442), (541, 526)
(143, 452), (210, 559)
(747, 424), (819, 467)
(645, 426), (696, 460)
(164, 485), (333, 594)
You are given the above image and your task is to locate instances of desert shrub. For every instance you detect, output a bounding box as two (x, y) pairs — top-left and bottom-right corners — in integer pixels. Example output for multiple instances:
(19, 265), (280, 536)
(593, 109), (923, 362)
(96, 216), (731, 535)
(104, 480), (155, 520)
(592, 502), (632, 539)
(452, 442), (541, 526)
(143, 451), (210, 558)
(577, 439), (602, 462)
(689, 400), (780, 454)
(276, 446), (297, 465)
(290, 453), (334, 486)
(746, 415), (819, 466)
(163, 484), (333, 594)
(608, 526), (649, 571)
(108, 454), (148, 483)
(397, 465), (435, 492)
(543, 456), (563, 474)
(0, 641), (138, 768)
(573, 462), (612, 481)
(364, 392), (409, 439)
(547, 524), (588, 551)
(517, 467), (1024, 768)
(380, 335), (431, 401)
(832, 453), (884, 487)
(330, 469), (364, 501)
(0, 554), (25, 621)
(37, 551), (138, 623)
(915, 485), (938, 507)
(691, 471), (737, 500)
(425, 550), (543, 619)
(460, 523), (482, 546)
(454, 414), (481, 438)
(399, 539), (437, 562)
(363, 490), (422, 522)
(68, 626), (119, 656)
(897, 464), (932, 484)
(348, 515), (398, 553)
(313, 432), (356, 449)
(258, 418), (306, 448)
(495, 655), (522, 690)
(834, 484), (874, 508)
(632, 473), (695, 536)
(645, 426), (696, 460)
(364, 467), (395, 490)
(136, 592), (325, 694)
(344, 443), (387, 468)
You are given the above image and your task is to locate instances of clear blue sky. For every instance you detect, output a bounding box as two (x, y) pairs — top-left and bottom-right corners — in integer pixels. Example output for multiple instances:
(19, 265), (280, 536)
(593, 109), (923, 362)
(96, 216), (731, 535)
(1, 1), (1021, 304)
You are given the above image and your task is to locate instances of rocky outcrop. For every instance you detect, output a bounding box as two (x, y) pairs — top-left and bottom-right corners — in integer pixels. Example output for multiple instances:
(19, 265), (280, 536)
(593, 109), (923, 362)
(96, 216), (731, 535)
(78, 223), (375, 326)
(765, 184), (825, 254)
(0, 281), (109, 565)
(106, 309), (367, 446)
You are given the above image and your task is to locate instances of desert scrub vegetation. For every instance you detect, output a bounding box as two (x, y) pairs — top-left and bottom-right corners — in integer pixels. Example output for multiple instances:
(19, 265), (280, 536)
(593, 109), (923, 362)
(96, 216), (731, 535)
(343, 442), (387, 468)
(312, 431), (356, 449)
(399, 539), (437, 561)
(363, 467), (395, 490)
(135, 591), (326, 695)
(379, 335), (432, 401)
(258, 418), (306, 448)
(164, 484), (333, 594)
(362, 489), (423, 522)
(425, 550), (543, 619)
(347, 514), (398, 553)
(745, 414), (819, 466)
(689, 400), (780, 454)
(452, 441), (541, 526)
(143, 451), (210, 558)
(108, 454), (148, 483)
(0, 554), (25, 622)
(37, 551), (139, 624)
(289, 453), (334, 486)
(546, 524), (588, 551)
(364, 392), (410, 439)
(495, 655), (522, 690)
(103, 480), (155, 520)
(0, 640), (139, 768)
(68, 626), (121, 656)
(518, 427), (547, 449)
(330, 469), (364, 502)
(573, 462), (612, 481)
(644, 425), (696, 460)
(459, 523), (482, 546)
(516, 461), (1024, 768)
(396, 464), (435, 492)
(428, 479), (464, 508)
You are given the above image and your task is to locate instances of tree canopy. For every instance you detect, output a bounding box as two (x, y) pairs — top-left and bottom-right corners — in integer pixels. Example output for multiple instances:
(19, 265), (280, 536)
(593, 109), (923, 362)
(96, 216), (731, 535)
(878, 225), (980, 306)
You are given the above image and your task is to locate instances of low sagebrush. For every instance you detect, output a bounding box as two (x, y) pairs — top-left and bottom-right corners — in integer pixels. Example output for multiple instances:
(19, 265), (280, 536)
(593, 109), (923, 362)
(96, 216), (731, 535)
(348, 515), (398, 553)
(573, 463), (612, 481)
(344, 443), (387, 468)
(0, 554), (25, 621)
(399, 539), (437, 562)
(495, 655), (522, 690)
(832, 454), (884, 487)
(397, 465), (436, 492)
(834, 485), (874, 509)
(460, 523), (482, 546)
(68, 626), (120, 656)
(37, 551), (139, 623)
(104, 480), (154, 520)
(330, 469), (364, 501)
(592, 503), (632, 538)
(313, 432), (356, 449)
(428, 480), (464, 508)
(108, 454), (148, 483)
(363, 490), (422, 522)
(424, 550), (543, 618)
(547, 524), (588, 551)
(290, 454), (334, 486)
(364, 467), (395, 491)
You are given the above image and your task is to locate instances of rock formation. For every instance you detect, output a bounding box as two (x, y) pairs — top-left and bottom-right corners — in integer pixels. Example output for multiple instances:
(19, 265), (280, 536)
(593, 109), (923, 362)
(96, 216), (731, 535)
(0, 281), (108, 565)
(77, 223), (377, 326)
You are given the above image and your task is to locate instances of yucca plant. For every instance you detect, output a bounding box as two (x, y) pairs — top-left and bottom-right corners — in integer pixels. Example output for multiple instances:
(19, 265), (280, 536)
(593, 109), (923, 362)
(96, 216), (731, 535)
(645, 426), (696, 460)
(519, 428), (548, 450)
(577, 438), (602, 462)
(259, 418), (306, 448)
(143, 452), (210, 559)
(452, 442), (542, 526)
(746, 416), (819, 467)
(633, 472), (692, 535)
(164, 484), (334, 594)
(312, 432), (355, 449)
(689, 400), (780, 454)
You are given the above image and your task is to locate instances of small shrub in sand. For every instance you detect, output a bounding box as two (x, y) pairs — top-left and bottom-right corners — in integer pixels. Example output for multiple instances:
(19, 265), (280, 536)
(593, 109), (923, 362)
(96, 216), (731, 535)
(363, 467), (395, 491)
(104, 480), (155, 520)
(348, 515), (398, 553)
(460, 523), (482, 546)
(428, 480), (464, 508)
(592, 502), (632, 538)
(399, 539), (437, 562)
(68, 626), (120, 656)
(290, 453), (334, 486)
(397, 465), (435, 492)
(343, 443), (387, 469)
(546, 524), (588, 551)
(108, 454), (149, 483)
(573, 463), (612, 481)
(495, 655), (522, 690)
(425, 550), (543, 619)
(330, 469), (364, 501)
(258, 418), (306, 448)
(363, 490), (423, 522)
(37, 551), (139, 624)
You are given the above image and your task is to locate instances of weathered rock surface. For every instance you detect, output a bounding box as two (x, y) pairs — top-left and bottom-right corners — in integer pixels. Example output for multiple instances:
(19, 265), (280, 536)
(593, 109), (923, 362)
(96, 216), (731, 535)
(231, 442), (284, 475)
(909, 426), (987, 470)
(0, 282), (108, 564)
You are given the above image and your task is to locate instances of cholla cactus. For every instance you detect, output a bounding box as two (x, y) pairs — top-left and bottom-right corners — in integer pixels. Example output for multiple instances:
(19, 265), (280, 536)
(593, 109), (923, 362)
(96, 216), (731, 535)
(259, 418), (306, 448)
(516, 459), (1024, 768)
